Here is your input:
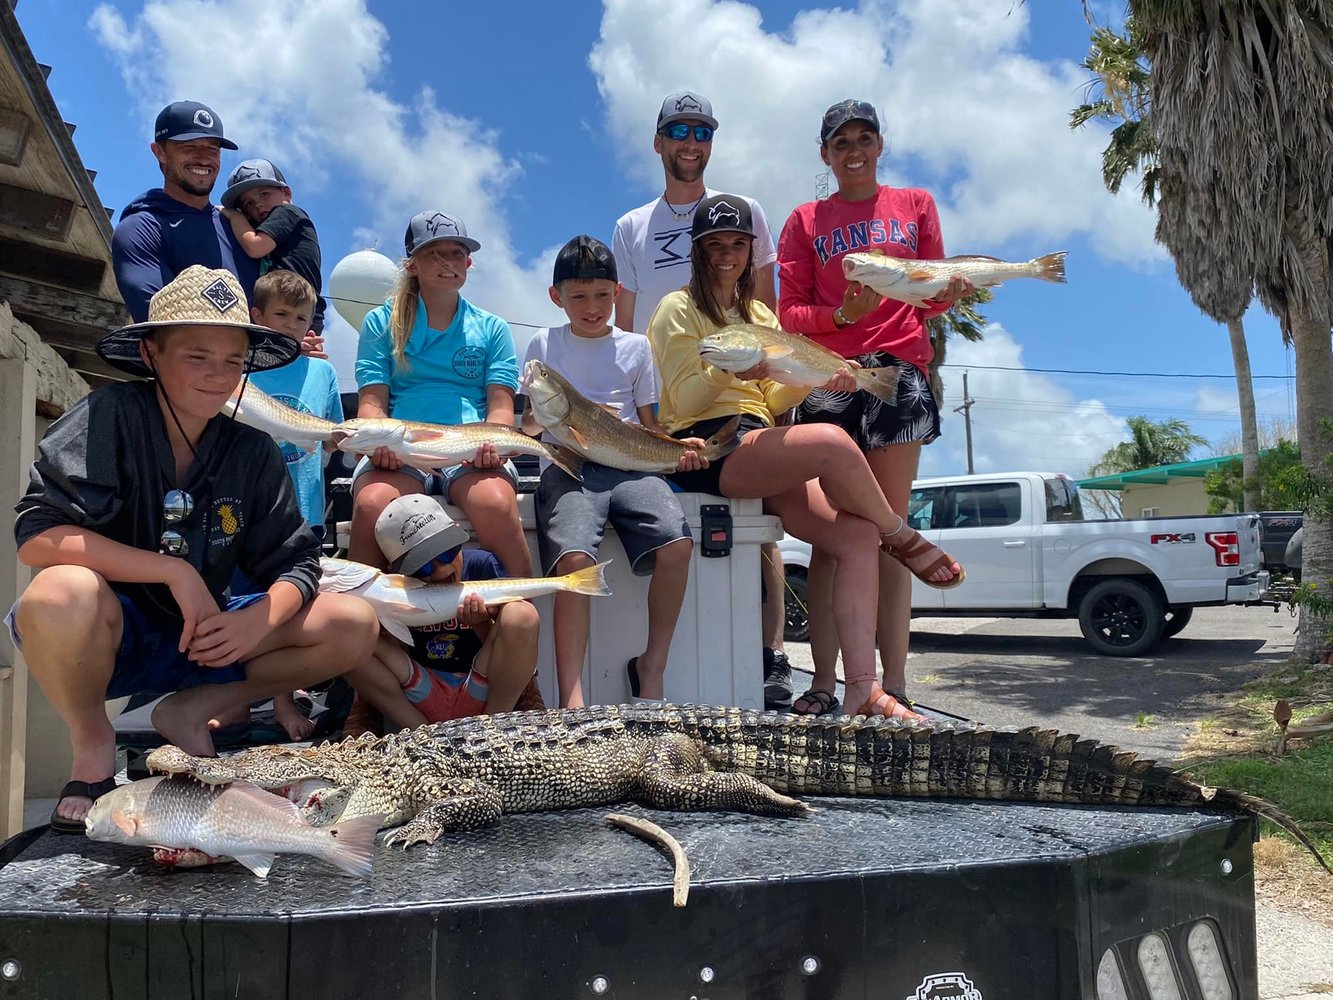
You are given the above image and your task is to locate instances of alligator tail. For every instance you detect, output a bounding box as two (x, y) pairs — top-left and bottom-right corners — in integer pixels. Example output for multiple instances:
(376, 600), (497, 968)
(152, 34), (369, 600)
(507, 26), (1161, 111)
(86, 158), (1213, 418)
(1208, 787), (1331, 873)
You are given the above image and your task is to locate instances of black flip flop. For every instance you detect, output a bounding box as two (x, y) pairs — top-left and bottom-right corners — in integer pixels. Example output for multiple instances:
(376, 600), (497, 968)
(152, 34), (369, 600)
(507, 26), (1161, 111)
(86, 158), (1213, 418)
(627, 657), (641, 699)
(49, 777), (118, 834)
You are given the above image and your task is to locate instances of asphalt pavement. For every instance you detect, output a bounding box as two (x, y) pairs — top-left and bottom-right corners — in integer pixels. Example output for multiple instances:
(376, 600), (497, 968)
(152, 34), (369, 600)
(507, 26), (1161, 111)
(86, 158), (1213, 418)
(784, 603), (1333, 1000)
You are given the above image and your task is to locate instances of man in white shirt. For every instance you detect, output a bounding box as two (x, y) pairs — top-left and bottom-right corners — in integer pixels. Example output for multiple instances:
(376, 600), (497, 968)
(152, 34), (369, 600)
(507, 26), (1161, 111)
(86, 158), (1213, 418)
(612, 91), (778, 335)
(611, 91), (790, 710)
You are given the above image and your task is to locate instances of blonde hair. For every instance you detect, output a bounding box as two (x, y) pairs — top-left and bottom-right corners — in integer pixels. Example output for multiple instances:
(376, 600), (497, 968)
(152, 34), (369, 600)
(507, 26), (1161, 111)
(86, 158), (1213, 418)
(253, 269), (316, 313)
(689, 239), (756, 328)
(388, 262), (420, 370)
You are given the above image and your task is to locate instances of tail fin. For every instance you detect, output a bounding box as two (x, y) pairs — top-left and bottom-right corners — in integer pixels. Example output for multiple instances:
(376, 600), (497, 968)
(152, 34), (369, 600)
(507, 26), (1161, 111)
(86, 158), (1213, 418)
(548, 444), (585, 482)
(325, 812), (383, 878)
(703, 415), (744, 460)
(1034, 251), (1067, 284)
(855, 367), (901, 404)
(562, 561), (613, 598)
(1213, 788), (1331, 873)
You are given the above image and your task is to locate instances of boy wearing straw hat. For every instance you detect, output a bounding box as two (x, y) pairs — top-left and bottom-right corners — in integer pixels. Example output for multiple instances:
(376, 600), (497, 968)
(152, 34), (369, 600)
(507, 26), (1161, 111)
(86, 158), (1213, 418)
(6, 266), (379, 833)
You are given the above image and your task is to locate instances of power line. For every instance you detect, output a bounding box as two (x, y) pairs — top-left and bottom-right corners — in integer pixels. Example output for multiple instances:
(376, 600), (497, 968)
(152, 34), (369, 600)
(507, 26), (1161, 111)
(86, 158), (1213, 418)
(938, 363), (1292, 380)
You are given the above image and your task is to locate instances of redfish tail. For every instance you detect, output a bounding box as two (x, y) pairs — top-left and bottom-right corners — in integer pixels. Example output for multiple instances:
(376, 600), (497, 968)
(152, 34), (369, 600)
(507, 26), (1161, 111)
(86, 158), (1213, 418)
(703, 415), (744, 460)
(856, 367), (901, 405)
(1034, 251), (1067, 284)
(549, 445), (585, 482)
(564, 561), (613, 598)
(325, 812), (384, 878)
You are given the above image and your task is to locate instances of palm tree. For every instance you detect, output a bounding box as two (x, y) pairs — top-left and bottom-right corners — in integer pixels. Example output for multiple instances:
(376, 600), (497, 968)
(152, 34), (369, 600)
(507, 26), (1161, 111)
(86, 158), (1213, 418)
(1091, 415), (1206, 475)
(1071, 13), (1263, 513)
(926, 286), (993, 405)
(1128, 1), (1333, 660)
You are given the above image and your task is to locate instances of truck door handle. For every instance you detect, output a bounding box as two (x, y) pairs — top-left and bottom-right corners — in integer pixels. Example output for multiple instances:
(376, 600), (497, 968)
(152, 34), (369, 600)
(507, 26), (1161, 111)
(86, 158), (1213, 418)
(1003, 540), (1026, 548)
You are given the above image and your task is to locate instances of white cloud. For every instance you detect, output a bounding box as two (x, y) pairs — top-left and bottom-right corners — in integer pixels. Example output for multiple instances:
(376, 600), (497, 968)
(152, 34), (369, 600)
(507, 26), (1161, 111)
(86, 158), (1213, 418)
(923, 325), (1127, 477)
(591, 0), (1160, 265)
(1194, 385), (1239, 415)
(89, 0), (567, 373)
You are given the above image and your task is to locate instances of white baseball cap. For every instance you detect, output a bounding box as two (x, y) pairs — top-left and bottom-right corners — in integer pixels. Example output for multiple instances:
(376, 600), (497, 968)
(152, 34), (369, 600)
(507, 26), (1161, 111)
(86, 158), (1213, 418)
(373, 495), (469, 575)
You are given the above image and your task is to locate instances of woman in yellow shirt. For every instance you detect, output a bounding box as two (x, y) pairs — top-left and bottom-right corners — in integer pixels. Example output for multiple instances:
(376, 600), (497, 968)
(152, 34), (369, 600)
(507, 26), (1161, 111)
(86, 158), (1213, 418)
(647, 195), (962, 721)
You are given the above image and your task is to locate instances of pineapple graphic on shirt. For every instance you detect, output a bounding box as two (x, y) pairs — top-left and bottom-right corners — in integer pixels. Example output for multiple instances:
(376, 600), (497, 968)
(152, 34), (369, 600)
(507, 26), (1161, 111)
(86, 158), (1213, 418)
(218, 504), (239, 536)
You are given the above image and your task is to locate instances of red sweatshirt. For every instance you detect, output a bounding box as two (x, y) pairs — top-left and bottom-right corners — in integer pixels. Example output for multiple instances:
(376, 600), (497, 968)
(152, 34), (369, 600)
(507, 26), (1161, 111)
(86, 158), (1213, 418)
(777, 186), (949, 371)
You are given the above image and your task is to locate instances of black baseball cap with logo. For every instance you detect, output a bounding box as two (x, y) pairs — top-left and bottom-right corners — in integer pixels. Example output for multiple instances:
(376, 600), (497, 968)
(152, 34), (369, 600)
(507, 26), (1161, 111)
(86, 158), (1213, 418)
(553, 235), (617, 284)
(153, 100), (238, 150)
(691, 194), (754, 242)
(819, 99), (881, 144)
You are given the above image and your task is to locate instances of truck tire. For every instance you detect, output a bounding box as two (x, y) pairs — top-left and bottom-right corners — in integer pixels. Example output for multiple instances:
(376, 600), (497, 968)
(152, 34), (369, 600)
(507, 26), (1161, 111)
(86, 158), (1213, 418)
(1078, 578), (1165, 656)
(1162, 607), (1194, 638)
(784, 569), (810, 644)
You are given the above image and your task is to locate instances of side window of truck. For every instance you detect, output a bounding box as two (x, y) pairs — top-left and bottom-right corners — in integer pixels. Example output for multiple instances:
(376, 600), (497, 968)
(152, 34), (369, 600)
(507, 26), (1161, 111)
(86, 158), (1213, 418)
(1043, 476), (1084, 522)
(943, 482), (1022, 528)
(907, 488), (941, 531)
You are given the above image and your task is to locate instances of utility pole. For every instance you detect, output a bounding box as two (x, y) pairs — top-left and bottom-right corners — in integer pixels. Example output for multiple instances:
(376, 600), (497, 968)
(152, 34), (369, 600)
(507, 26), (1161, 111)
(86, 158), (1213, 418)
(953, 370), (976, 474)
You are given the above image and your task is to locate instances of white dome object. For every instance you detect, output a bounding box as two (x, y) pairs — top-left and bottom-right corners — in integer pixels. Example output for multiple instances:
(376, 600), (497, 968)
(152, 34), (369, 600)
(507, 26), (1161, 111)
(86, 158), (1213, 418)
(328, 250), (399, 331)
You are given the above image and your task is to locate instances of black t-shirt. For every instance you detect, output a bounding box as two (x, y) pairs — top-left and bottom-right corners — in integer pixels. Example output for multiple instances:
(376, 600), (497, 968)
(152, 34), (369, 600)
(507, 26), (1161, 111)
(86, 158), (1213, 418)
(407, 550), (505, 673)
(257, 203), (326, 332)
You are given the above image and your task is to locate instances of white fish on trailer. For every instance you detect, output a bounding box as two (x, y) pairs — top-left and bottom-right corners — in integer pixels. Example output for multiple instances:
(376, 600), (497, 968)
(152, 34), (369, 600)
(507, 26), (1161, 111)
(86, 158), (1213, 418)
(84, 775), (383, 878)
(842, 250), (1067, 307)
(318, 556), (613, 644)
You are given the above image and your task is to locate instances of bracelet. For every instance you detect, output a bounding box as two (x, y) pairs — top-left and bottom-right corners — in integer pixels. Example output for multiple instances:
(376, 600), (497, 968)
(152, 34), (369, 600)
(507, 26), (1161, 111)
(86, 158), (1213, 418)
(833, 306), (848, 326)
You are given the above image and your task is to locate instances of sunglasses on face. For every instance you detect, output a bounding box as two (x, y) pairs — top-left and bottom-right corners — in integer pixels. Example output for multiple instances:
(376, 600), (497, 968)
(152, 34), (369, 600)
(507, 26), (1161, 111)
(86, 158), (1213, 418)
(659, 123), (715, 143)
(159, 489), (195, 557)
(824, 100), (876, 127)
(413, 546), (462, 579)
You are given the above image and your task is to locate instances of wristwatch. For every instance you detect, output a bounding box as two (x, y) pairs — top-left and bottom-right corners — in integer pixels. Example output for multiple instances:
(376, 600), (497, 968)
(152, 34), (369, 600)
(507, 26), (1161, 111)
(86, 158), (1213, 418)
(833, 306), (849, 326)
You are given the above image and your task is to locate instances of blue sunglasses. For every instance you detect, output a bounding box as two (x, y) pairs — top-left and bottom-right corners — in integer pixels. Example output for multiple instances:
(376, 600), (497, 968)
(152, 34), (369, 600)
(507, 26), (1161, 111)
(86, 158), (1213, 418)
(659, 123), (714, 143)
(412, 546), (461, 579)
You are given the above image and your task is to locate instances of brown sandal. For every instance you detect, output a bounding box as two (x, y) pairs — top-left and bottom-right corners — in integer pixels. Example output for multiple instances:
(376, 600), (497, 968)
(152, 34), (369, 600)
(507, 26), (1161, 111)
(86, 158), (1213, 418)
(880, 517), (965, 590)
(853, 684), (925, 722)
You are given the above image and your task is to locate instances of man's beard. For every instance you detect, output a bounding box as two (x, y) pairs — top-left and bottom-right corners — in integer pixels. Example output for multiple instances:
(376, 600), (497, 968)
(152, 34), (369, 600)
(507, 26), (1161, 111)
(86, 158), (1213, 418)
(664, 150), (709, 184)
(174, 170), (216, 197)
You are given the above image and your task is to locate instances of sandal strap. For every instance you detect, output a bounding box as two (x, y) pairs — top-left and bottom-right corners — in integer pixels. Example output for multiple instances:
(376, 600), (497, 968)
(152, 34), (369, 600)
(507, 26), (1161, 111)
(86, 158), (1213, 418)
(57, 777), (117, 802)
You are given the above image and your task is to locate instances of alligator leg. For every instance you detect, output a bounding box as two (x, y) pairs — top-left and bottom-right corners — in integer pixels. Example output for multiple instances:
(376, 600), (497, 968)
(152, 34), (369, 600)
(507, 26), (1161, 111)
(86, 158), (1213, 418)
(639, 734), (811, 815)
(383, 778), (504, 848)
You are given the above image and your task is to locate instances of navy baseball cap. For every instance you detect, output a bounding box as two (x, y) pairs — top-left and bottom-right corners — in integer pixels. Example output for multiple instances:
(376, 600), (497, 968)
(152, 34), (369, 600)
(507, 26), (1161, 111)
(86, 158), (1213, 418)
(221, 159), (288, 209)
(691, 194), (754, 242)
(657, 91), (718, 130)
(820, 99), (880, 144)
(153, 101), (237, 149)
(405, 211), (480, 256)
(553, 235), (617, 284)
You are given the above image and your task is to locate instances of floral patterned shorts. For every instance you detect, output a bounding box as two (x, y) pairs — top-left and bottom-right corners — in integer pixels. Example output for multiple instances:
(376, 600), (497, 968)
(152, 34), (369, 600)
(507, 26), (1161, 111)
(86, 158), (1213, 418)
(795, 350), (941, 450)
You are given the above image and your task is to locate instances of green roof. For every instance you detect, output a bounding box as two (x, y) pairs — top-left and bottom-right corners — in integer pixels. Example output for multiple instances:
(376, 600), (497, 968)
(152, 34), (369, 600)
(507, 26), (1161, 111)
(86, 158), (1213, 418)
(1077, 453), (1248, 491)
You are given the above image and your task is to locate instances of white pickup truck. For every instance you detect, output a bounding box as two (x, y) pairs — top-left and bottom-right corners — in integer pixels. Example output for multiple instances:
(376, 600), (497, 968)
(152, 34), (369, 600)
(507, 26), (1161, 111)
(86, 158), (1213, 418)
(779, 471), (1268, 656)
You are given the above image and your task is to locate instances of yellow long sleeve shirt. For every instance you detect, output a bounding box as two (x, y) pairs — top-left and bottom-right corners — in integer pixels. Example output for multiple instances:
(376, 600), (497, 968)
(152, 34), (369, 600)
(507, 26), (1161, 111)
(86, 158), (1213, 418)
(646, 292), (811, 434)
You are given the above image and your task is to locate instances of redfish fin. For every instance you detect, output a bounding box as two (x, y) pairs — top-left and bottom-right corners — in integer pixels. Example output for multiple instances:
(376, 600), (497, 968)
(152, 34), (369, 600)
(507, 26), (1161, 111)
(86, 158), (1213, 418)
(379, 618), (414, 645)
(703, 415), (743, 460)
(549, 445), (584, 482)
(761, 344), (794, 359)
(856, 367), (901, 405)
(563, 561), (613, 598)
(326, 812), (383, 878)
(1034, 251), (1067, 283)
(232, 852), (276, 879)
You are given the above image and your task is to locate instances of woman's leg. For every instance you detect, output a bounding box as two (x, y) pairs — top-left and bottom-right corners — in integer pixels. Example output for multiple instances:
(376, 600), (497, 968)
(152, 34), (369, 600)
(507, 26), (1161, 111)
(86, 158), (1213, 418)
(802, 546), (841, 704)
(867, 443), (924, 697)
(350, 469), (427, 567)
(450, 472), (532, 577)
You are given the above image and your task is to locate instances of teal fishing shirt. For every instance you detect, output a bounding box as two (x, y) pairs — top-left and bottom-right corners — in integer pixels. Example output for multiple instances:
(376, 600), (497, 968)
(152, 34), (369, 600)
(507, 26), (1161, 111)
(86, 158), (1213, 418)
(355, 294), (519, 424)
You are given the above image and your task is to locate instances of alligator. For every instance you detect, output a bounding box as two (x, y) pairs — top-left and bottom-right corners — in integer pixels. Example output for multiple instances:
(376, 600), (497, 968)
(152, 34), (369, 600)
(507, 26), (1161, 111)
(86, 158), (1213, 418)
(145, 703), (1329, 870)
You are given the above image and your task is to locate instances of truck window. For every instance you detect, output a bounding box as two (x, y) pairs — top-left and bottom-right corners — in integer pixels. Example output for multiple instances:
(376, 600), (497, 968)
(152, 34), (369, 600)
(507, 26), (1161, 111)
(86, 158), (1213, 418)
(1043, 476), (1085, 522)
(943, 482), (1022, 528)
(908, 488), (941, 531)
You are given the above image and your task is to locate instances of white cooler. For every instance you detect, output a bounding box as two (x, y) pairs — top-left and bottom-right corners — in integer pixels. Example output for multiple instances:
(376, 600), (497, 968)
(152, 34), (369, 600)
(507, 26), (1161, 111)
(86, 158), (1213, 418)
(339, 494), (782, 710)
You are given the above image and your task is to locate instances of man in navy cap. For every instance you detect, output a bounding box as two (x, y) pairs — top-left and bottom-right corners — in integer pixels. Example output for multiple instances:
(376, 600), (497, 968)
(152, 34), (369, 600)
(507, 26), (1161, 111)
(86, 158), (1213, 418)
(111, 100), (260, 323)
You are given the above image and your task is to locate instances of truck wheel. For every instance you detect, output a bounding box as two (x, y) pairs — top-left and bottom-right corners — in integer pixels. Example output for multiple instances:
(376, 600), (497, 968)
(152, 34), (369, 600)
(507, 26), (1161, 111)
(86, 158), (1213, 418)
(784, 569), (810, 644)
(1078, 579), (1165, 656)
(1162, 607), (1194, 638)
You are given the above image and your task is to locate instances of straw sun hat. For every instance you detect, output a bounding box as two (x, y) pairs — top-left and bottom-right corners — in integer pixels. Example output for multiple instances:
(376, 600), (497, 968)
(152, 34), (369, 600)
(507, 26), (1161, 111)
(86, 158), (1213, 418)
(97, 265), (301, 378)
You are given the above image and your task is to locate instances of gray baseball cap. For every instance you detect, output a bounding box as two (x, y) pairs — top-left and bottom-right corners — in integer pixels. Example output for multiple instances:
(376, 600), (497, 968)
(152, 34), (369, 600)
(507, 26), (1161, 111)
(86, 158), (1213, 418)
(221, 159), (288, 209)
(657, 91), (718, 130)
(405, 211), (480, 256)
(374, 495), (470, 576)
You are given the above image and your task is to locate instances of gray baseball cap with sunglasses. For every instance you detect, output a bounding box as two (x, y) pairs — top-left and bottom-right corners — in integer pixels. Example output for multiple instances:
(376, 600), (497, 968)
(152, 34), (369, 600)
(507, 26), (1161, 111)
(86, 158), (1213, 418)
(657, 91), (718, 130)
(820, 99), (881, 144)
(375, 495), (470, 575)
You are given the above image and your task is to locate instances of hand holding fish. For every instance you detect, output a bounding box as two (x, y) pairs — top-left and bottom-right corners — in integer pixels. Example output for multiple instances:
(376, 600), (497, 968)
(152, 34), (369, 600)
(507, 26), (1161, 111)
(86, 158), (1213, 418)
(370, 446), (403, 471)
(675, 438), (711, 473)
(820, 360), (861, 394)
(924, 275), (974, 307)
(467, 442), (503, 471)
(733, 359), (772, 382)
(165, 561), (222, 654)
(456, 591), (493, 628)
(839, 280), (883, 324)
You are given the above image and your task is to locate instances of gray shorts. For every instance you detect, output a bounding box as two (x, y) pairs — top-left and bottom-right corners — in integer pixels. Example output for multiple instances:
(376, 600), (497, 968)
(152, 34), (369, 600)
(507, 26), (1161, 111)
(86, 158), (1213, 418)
(535, 463), (691, 576)
(351, 455), (519, 504)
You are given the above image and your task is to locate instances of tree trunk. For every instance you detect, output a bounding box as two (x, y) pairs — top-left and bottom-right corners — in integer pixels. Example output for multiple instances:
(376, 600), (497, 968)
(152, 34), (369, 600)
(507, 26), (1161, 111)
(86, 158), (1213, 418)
(1225, 316), (1261, 512)
(1289, 232), (1333, 662)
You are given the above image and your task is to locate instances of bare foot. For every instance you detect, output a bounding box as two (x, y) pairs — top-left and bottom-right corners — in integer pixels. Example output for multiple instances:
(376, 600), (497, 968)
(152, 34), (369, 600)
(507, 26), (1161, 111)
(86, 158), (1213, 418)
(208, 703), (251, 730)
(273, 696), (315, 741)
(151, 688), (223, 757)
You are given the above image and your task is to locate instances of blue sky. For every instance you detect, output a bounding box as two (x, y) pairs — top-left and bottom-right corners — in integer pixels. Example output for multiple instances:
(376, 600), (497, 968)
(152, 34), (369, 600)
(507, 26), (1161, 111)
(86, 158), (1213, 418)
(17, 0), (1297, 478)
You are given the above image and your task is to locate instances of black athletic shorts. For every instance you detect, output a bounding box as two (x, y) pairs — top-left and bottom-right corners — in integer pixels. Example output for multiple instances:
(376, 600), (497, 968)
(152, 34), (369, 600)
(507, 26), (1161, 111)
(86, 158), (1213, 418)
(666, 414), (768, 496)
(796, 350), (941, 449)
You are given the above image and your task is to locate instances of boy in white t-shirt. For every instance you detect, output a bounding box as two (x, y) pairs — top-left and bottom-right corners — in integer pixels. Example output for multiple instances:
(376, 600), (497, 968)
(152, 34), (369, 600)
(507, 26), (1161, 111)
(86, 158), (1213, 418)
(522, 236), (704, 708)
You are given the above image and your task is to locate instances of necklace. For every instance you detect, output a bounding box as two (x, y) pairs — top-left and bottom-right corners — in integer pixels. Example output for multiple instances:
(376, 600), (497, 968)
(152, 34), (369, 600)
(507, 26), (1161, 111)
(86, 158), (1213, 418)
(663, 191), (706, 220)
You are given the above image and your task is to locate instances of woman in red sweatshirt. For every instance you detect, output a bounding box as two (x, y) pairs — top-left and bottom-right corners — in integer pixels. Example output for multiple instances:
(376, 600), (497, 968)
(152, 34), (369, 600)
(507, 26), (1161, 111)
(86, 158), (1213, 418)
(777, 100), (968, 719)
